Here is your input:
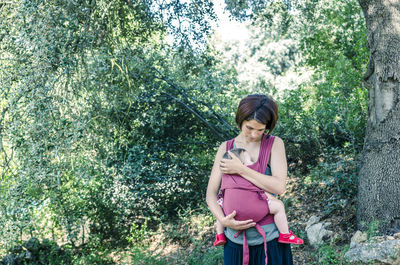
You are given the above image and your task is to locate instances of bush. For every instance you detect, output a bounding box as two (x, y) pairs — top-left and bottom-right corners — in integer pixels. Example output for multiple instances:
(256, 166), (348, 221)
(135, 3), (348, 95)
(0, 238), (72, 265)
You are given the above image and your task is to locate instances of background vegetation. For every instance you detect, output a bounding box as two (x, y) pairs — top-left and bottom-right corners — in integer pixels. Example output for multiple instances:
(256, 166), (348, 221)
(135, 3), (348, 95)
(0, 0), (368, 264)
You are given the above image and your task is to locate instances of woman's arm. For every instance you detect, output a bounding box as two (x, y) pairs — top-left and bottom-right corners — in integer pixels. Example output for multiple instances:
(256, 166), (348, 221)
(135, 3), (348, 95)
(220, 136), (287, 195)
(206, 142), (256, 230)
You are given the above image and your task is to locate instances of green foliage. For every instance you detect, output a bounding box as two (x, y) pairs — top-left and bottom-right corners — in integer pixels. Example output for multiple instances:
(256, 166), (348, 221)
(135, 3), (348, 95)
(0, 0), (231, 249)
(224, 0), (291, 21)
(288, 0), (368, 159)
(316, 244), (345, 265)
(280, 1), (367, 170)
(216, 0), (368, 171)
(126, 219), (151, 246)
(360, 219), (386, 240)
(277, 78), (367, 171)
(296, 146), (359, 221)
(294, 0), (368, 73)
(366, 220), (380, 240)
(307, 147), (359, 194)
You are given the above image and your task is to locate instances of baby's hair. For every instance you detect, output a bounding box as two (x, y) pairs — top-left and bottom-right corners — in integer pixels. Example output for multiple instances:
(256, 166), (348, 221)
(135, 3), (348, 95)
(223, 148), (247, 162)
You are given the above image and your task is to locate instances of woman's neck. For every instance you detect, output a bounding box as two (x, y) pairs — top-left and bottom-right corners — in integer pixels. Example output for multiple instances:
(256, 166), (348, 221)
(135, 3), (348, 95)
(235, 133), (262, 146)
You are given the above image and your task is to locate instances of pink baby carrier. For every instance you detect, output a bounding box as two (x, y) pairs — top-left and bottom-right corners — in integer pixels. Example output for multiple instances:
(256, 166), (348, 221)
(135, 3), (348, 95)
(221, 134), (275, 265)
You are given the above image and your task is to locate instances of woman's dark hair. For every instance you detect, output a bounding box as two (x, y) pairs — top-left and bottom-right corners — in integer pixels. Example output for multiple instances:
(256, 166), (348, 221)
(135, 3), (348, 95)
(235, 94), (278, 134)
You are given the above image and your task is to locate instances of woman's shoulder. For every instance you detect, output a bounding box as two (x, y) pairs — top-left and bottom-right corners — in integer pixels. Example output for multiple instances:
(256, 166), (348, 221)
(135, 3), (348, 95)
(217, 137), (236, 151)
(269, 135), (285, 148)
(215, 141), (228, 156)
(270, 135), (284, 143)
(215, 137), (237, 157)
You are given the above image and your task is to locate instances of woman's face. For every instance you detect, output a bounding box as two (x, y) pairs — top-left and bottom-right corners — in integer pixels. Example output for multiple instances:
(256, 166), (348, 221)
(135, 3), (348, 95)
(240, 119), (266, 142)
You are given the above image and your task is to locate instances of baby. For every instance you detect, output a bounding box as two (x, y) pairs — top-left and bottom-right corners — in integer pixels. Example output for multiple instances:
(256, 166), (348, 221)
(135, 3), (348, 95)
(213, 148), (303, 246)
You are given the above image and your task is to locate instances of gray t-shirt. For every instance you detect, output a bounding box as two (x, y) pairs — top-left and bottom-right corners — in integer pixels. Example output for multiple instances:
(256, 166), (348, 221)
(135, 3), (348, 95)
(225, 223), (279, 245)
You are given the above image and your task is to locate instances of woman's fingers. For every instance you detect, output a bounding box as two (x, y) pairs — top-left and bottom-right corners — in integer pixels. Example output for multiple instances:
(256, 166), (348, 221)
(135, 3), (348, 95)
(233, 219), (256, 230)
(220, 159), (233, 173)
(226, 210), (236, 218)
(220, 160), (227, 172)
(227, 151), (240, 162)
(224, 211), (256, 230)
(220, 155), (243, 175)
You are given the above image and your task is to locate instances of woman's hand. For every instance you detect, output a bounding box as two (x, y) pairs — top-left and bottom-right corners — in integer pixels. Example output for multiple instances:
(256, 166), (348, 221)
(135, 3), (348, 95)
(221, 210), (256, 230)
(220, 151), (245, 175)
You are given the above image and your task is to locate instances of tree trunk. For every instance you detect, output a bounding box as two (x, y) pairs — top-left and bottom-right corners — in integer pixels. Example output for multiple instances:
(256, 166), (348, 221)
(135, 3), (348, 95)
(357, 0), (400, 233)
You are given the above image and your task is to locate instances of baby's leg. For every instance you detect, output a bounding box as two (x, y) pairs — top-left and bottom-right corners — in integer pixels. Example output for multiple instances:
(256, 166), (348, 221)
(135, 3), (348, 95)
(213, 192), (227, 246)
(213, 214), (227, 246)
(216, 220), (225, 234)
(264, 192), (304, 244)
(265, 192), (289, 234)
(216, 193), (225, 234)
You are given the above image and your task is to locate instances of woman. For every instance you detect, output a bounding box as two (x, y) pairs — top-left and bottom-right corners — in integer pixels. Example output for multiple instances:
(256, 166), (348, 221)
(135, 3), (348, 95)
(206, 94), (293, 265)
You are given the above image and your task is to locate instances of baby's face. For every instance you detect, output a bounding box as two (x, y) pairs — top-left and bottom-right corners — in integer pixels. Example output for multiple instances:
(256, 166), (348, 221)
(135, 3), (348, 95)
(240, 151), (253, 166)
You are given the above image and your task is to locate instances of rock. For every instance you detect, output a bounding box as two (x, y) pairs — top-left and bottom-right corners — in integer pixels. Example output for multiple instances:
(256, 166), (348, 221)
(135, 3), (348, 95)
(344, 239), (400, 264)
(306, 215), (321, 227)
(305, 216), (333, 247)
(394, 232), (400, 239)
(374, 236), (387, 242)
(350, 230), (368, 248)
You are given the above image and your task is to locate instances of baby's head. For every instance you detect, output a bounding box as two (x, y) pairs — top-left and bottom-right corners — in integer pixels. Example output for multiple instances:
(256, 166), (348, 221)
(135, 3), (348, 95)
(223, 148), (253, 166)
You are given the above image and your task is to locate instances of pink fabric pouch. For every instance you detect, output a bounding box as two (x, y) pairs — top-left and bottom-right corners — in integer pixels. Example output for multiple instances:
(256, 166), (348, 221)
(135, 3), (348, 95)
(222, 187), (269, 222)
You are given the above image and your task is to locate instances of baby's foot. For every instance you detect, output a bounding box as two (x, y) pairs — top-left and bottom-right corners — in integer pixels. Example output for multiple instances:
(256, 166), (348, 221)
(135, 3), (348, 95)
(213, 233), (227, 246)
(278, 231), (303, 245)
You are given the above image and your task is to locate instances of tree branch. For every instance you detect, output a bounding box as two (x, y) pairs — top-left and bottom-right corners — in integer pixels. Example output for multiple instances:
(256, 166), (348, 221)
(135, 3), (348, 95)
(160, 91), (227, 140)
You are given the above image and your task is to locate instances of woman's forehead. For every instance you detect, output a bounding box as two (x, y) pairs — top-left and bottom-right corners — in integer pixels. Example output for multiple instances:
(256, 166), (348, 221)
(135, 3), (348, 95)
(243, 119), (266, 129)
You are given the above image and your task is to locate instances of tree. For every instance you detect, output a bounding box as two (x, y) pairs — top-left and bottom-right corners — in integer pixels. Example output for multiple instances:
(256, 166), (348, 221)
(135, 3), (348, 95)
(356, 0), (400, 233)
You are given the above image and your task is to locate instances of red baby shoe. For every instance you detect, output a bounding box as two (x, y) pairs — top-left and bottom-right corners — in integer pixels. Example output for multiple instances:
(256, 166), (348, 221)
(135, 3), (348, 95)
(213, 233), (227, 246)
(278, 231), (304, 245)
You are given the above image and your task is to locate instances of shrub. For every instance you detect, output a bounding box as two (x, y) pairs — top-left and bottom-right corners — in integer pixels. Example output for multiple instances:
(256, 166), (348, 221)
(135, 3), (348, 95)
(0, 238), (72, 265)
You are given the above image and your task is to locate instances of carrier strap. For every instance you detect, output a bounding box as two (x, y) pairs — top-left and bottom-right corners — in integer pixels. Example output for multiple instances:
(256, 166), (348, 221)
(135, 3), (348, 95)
(236, 223), (268, 265)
